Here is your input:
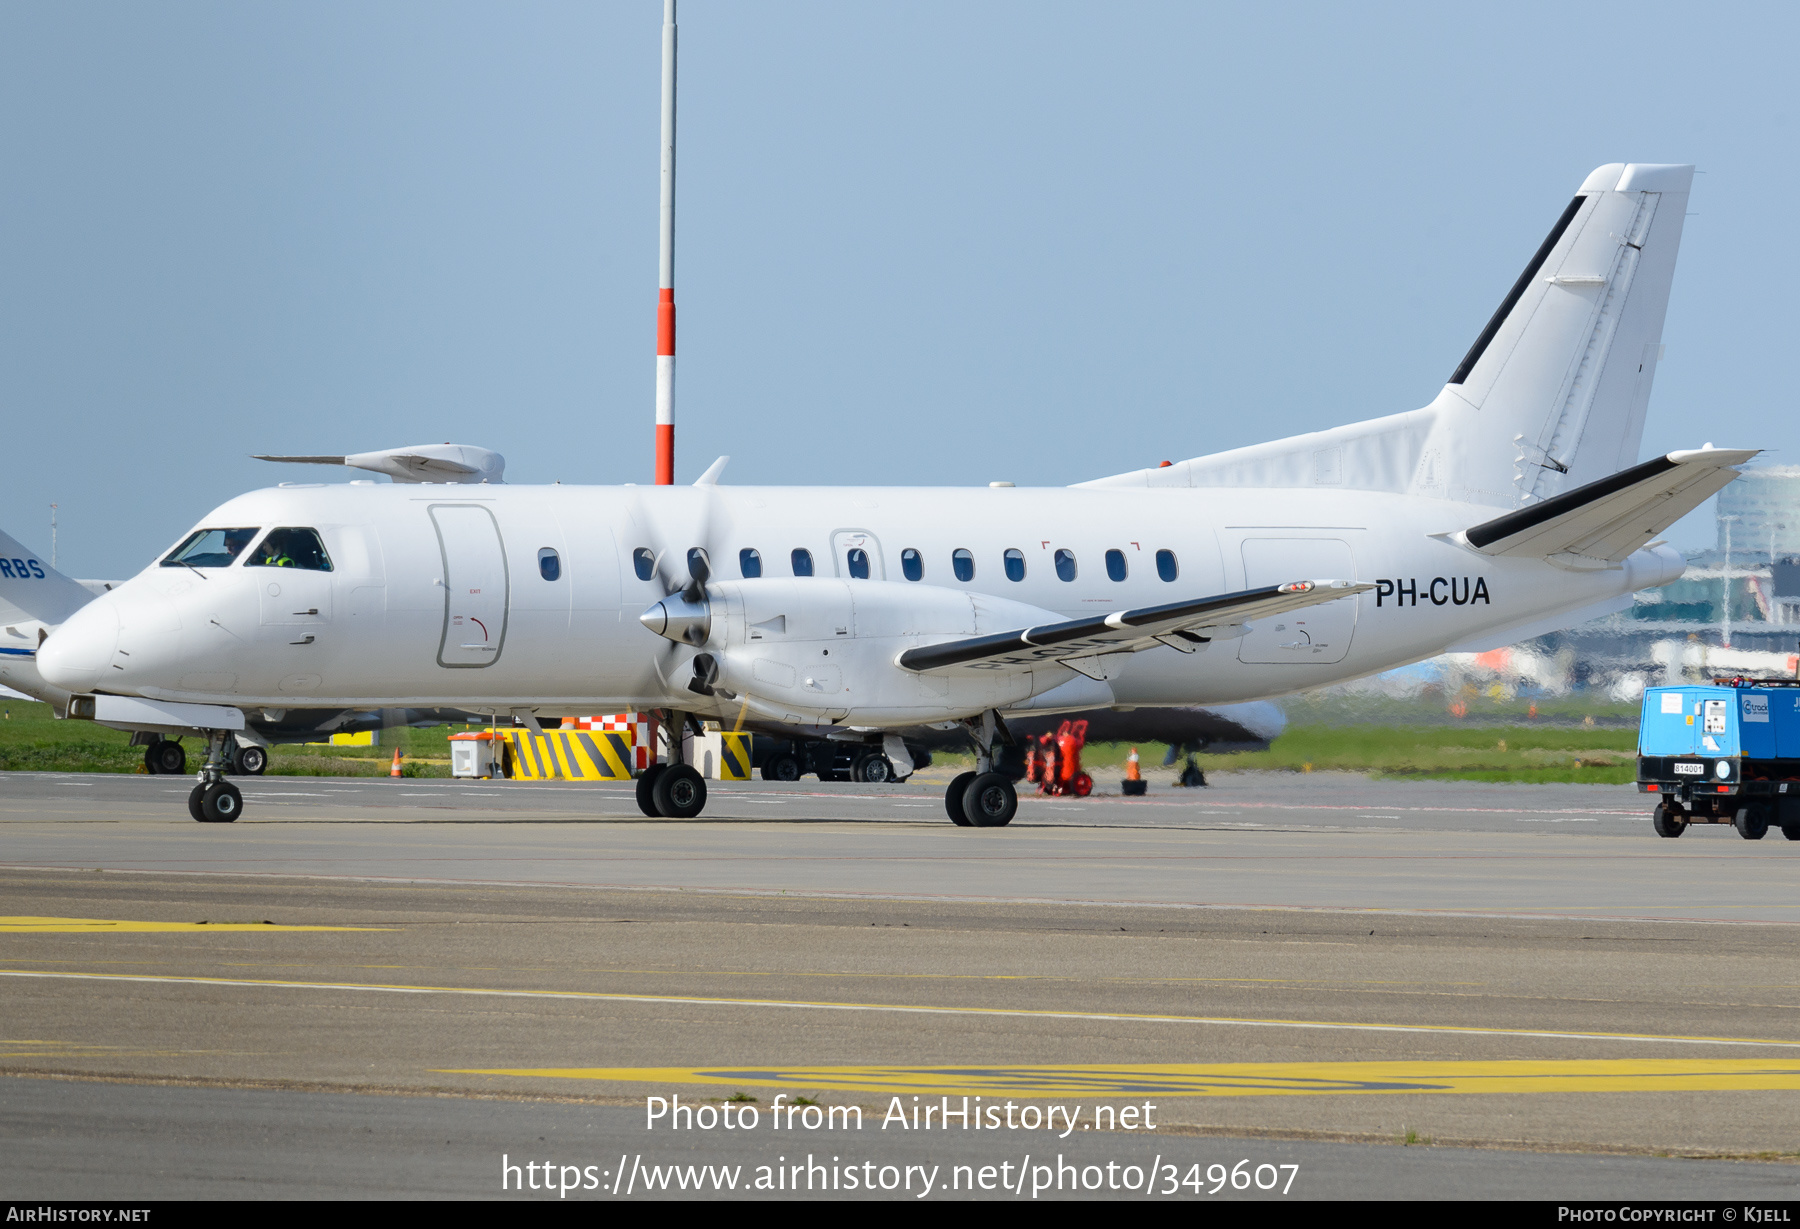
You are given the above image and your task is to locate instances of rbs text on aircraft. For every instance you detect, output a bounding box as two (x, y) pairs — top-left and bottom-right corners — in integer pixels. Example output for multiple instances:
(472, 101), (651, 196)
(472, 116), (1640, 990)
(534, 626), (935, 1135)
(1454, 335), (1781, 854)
(0, 558), (47, 580)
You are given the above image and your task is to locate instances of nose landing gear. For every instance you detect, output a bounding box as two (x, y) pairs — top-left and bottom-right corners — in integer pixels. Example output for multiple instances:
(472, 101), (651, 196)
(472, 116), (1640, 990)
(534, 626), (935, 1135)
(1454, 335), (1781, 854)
(188, 730), (245, 823)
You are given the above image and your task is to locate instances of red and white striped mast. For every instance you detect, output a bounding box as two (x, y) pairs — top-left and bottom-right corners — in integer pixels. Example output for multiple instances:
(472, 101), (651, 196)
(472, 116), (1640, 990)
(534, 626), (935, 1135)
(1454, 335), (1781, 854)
(653, 0), (678, 485)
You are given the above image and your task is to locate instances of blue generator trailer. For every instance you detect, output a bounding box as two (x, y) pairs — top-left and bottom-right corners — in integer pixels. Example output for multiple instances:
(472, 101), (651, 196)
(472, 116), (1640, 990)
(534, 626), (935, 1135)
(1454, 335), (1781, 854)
(1638, 678), (1800, 840)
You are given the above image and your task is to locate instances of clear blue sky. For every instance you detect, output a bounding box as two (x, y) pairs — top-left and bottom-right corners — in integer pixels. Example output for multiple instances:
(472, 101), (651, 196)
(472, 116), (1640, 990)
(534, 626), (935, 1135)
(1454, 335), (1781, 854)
(2, 1), (1792, 578)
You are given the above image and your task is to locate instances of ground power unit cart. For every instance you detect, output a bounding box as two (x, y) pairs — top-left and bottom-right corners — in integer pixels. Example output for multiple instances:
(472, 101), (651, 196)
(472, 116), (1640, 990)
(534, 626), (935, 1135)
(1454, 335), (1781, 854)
(1637, 679), (1800, 840)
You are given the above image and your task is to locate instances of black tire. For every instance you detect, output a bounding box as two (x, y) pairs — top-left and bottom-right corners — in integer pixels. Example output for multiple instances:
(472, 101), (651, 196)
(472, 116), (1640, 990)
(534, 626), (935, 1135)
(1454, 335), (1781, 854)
(1733, 806), (1769, 841)
(761, 754), (801, 782)
(201, 781), (243, 823)
(146, 740), (186, 775)
(635, 765), (666, 817)
(1783, 825), (1800, 842)
(963, 772), (1017, 828)
(188, 784), (207, 822)
(1651, 803), (1686, 839)
(945, 771), (977, 826)
(854, 754), (894, 784)
(233, 744), (268, 776)
(652, 763), (707, 819)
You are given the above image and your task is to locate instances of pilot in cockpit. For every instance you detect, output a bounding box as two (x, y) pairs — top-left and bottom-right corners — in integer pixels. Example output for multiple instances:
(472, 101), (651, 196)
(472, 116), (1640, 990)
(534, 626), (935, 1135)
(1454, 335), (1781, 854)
(252, 536), (294, 568)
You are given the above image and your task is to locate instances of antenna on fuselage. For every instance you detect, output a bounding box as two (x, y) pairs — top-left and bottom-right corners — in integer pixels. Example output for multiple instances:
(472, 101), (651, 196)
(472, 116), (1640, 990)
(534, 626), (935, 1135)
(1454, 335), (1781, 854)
(654, 0), (677, 485)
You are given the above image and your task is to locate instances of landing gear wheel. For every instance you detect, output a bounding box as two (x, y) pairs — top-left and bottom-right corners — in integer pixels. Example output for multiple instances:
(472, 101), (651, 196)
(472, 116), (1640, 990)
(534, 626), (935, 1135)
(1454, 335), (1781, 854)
(761, 754), (801, 782)
(1652, 803), (1687, 838)
(945, 771), (976, 826)
(1783, 824), (1800, 841)
(853, 753), (894, 784)
(187, 784), (207, 822)
(1733, 805), (1768, 840)
(652, 763), (707, 819)
(200, 781), (242, 823)
(963, 772), (1017, 828)
(145, 740), (186, 775)
(232, 744), (268, 775)
(635, 765), (667, 817)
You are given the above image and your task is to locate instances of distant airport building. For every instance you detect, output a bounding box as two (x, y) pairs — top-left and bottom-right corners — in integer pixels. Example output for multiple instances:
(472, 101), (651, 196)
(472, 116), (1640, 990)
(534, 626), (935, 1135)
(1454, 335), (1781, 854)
(1717, 465), (1800, 561)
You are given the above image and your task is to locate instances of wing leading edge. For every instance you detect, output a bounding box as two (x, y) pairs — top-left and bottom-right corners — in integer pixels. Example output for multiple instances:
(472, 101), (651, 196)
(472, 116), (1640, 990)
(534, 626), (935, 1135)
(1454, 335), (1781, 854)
(897, 580), (1372, 675)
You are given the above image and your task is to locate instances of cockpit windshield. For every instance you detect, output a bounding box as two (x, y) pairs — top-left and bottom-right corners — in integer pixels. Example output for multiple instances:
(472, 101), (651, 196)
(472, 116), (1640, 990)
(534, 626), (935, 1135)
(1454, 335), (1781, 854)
(161, 528), (261, 569)
(244, 527), (333, 572)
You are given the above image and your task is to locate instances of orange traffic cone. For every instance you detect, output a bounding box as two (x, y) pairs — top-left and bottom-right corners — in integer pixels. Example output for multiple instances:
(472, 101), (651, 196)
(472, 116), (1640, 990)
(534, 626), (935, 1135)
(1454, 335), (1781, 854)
(1122, 747), (1146, 796)
(390, 748), (403, 778)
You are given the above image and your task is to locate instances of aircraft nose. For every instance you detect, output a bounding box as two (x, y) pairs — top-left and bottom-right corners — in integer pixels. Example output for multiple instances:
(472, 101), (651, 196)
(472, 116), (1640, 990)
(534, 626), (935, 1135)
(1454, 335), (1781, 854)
(36, 599), (120, 694)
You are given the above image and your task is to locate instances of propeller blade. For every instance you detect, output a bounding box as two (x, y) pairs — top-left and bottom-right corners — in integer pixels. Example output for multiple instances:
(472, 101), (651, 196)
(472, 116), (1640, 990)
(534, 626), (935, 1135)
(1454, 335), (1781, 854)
(682, 547), (711, 604)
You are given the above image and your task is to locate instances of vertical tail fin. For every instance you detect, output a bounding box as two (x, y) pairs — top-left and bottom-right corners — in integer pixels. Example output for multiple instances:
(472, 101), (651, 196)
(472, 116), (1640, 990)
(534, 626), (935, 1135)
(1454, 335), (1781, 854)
(1414, 163), (1693, 507)
(0, 527), (95, 627)
(1077, 163), (1696, 505)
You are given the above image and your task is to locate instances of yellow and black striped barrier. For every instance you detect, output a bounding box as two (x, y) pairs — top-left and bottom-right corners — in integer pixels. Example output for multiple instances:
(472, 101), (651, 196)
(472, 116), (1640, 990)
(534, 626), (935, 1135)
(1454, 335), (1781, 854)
(701, 731), (753, 781)
(497, 728), (634, 781)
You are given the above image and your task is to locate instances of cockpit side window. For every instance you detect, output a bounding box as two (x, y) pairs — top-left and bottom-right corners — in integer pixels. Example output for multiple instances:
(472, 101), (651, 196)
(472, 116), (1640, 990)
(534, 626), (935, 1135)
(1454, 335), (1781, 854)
(245, 527), (333, 571)
(162, 528), (260, 569)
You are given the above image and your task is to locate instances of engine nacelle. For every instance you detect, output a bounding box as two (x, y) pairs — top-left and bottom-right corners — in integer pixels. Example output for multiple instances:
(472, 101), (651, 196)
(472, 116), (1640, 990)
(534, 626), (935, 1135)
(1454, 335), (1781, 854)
(692, 579), (1073, 726)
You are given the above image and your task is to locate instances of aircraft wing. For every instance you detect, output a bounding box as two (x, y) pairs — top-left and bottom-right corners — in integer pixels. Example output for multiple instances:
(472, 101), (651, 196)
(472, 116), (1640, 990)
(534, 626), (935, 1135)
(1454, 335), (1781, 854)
(254, 444), (503, 484)
(1457, 448), (1757, 569)
(252, 454), (350, 466)
(897, 580), (1372, 676)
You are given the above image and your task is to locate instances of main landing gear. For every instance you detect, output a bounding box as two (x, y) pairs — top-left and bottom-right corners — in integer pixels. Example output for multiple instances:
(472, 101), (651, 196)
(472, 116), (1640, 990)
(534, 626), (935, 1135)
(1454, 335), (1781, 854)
(147, 736), (266, 777)
(144, 739), (187, 775)
(944, 710), (1017, 828)
(187, 730), (244, 823)
(634, 710), (710, 819)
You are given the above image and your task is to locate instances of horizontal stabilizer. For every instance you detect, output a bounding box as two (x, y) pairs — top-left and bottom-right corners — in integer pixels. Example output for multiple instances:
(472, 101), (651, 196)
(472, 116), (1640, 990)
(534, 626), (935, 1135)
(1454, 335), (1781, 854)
(898, 580), (1372, 674)
(1457, 448), (1756, 568)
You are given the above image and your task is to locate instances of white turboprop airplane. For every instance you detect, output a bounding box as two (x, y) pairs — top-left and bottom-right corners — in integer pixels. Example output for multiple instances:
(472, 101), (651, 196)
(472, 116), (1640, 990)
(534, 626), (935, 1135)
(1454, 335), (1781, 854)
(34, 162), (1750, 826)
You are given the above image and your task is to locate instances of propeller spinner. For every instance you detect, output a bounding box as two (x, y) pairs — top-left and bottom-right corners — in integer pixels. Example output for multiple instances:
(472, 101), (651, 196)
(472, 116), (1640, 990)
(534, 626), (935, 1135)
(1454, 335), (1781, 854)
(639, 545), (713, 645)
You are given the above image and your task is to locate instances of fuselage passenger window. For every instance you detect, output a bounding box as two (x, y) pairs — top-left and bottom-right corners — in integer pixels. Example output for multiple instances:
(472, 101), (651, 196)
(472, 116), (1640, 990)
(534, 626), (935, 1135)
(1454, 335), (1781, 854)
(847, 547), (870, 579)
(1156, 549), (1178, 582)
(245, 528), (333, 572)
(1004, 548), (1026, 582)
(792, 548), (814, 577)
(162, 527), (260, 569)
(537, 548), (561, 581)
(633, 548), (656, 581)
(686, 547), (709, 581)
(1105, 549), (1127, 582)
(952, 549), (975, 582)
(901, 548), (922, 582)
(1054, 549), (1077, 582)
(739, 548), (762, 578)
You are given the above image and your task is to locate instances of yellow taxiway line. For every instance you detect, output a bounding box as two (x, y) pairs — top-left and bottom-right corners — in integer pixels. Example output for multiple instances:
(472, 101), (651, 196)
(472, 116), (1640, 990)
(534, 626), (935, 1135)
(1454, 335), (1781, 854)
(440, 1059), (1800, 1097)
(1, 968), (1797, 1051)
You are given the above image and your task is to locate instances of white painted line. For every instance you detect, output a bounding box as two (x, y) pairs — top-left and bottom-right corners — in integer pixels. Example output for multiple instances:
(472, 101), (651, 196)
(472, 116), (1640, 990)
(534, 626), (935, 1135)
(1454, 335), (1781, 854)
(2, 968), (1794, 1050)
